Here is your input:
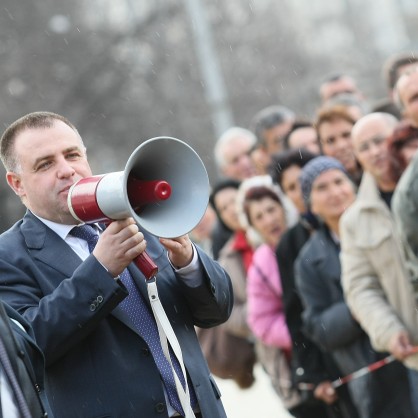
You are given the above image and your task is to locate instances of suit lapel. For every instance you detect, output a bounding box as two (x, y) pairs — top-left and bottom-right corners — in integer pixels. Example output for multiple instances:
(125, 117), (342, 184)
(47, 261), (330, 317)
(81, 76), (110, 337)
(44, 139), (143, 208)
(20, 212), (172, 338)
(21, 212), (82, 279)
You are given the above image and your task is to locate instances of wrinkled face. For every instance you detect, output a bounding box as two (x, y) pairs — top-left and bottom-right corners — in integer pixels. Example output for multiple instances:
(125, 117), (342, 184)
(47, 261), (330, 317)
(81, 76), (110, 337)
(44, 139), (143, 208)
(281, 164), (305, 214)
(310, 169), (356, 224)
(213, 187), (241, 231)
(222, 136), (256, 181)
(288, 127), (321, 155)
(247, 196), (286, 247)
(6, 120), (92, 224)
(352, 119), (393, 181)
(262, 120), (293, 155)
(398, 71), (418, 127)
(319, 119), (358, 173)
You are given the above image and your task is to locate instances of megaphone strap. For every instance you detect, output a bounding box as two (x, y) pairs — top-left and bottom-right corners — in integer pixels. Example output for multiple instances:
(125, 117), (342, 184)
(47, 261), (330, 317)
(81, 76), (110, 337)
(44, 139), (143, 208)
(147, 280), (197, 418)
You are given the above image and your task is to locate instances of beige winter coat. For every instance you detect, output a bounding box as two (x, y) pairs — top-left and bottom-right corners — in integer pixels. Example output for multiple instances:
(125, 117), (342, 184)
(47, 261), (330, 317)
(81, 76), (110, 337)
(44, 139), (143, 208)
(340, 172), (418, 370)
(218, 236), (253, 339)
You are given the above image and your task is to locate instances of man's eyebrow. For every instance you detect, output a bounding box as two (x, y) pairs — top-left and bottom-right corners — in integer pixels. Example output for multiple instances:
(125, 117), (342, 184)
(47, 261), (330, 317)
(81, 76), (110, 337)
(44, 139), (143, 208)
(408, 92), (418, 103)
(32, 146), (82, 167)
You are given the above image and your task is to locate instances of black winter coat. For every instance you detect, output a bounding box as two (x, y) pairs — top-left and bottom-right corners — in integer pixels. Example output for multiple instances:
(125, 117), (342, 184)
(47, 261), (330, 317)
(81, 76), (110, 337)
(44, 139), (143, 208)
(295, 224), (414, 418)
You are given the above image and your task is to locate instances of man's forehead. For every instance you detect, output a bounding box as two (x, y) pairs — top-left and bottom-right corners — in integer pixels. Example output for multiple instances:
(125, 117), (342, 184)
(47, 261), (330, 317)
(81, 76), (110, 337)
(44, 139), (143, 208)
(401, 72), (418, 94)
(225, 137), (252, 155)
(354, 125), (390, 149)
(13, 125), (84, 159)
(15, 122), (80, 142)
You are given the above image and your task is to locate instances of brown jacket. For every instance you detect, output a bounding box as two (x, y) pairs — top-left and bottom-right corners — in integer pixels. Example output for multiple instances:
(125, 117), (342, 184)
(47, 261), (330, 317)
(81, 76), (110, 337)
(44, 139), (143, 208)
(340, 172), (418, 370)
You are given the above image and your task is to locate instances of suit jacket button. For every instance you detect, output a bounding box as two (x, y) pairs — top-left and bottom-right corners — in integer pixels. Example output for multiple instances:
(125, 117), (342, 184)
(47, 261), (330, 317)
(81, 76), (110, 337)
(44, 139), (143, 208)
(89, 303), (96, 311)
(97, 295), (103, 303)
(141, 348), (150, 356)
(155, 402), (166, 413)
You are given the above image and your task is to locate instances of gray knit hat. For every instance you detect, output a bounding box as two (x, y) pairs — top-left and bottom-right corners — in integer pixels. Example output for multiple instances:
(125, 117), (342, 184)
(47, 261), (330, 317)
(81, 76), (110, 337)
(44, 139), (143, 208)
(300, 156), (347, 207)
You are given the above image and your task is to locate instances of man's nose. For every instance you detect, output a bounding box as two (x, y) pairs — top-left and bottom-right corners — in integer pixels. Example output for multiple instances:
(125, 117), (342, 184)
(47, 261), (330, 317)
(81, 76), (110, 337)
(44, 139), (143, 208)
(369, 142), (381, 156)
(336, 137), (349, 150)
(57, 159), (75, 178)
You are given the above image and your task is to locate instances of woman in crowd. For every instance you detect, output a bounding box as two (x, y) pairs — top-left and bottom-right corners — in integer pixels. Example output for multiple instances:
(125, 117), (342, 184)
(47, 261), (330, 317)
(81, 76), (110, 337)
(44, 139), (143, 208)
(387, 120), (418, 183)
(295, 156), (414, 418)
(270, 148), (343, 417)
(198, 179), (257, 389)
(243, 183), (303, 415)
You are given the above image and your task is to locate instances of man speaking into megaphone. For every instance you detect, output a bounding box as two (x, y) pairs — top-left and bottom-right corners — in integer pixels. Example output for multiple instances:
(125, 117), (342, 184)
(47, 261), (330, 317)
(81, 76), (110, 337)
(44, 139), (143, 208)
(0, 111), (233, 418)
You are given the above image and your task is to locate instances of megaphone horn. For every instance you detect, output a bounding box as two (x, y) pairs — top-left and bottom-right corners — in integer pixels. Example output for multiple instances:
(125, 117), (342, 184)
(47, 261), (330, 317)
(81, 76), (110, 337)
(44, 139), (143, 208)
(68, 137), (210, 280)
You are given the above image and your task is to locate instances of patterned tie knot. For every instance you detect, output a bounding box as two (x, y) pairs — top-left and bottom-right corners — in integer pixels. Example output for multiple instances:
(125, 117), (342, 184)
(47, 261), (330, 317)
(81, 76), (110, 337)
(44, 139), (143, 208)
(70, 224), (99, 253)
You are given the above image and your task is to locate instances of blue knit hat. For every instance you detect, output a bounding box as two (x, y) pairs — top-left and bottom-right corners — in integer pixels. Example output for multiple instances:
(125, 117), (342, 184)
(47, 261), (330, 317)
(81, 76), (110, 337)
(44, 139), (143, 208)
(300, 156), (347, 207)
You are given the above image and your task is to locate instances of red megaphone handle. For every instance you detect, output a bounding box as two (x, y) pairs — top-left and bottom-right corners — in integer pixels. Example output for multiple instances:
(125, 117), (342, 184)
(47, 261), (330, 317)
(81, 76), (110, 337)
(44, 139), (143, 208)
(135, 251), (159, 280)
(102, 220), (158, 280)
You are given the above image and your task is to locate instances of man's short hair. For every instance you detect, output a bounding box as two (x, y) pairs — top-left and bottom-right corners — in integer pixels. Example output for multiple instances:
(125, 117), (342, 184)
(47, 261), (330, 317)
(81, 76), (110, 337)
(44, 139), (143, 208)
(318, 72), (362, 104)
(382, 51), (418, 91)
(0, 111), (79, 172)
(269, 148), (317, 188)
(282, 119), (314, 149)
(250, 105), (295, 147)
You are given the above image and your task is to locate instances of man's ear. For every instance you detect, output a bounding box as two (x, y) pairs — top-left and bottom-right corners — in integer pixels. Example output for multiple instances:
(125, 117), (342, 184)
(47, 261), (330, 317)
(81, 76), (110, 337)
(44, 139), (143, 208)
(6, 172), (24, 197)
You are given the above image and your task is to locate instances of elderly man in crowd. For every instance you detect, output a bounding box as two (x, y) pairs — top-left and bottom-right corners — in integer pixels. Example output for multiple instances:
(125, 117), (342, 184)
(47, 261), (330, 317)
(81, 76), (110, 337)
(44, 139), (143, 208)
(339, 112), (418, 416)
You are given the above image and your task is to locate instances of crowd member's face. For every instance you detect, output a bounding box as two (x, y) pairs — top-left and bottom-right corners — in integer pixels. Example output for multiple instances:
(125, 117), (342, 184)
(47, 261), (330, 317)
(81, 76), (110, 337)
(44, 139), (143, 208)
(247, 196), (286, 247)
(6, 120), (92, 225)
(352, 119), (393, 181)
(222, 137), (256, 181)
(319, 119), (358, 173)
(398, 71), (418, 127)
(280, 164), (305, 214)
(321, 77), (360, 102)
(262, 120), (293, 155)
(400, 137), (418, 165)
(288, 127), (321, 155)
(250, 147), (270, 175)
(391, 64), (418, 100)
(310, 169), (355, 224)
(213, 187), (241, 231)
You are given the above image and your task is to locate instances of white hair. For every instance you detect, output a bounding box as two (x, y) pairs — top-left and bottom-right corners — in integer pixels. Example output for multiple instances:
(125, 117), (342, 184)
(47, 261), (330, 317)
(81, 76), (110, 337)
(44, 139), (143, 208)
(214, 127), (257, 168)
(352, 112), (399, 141)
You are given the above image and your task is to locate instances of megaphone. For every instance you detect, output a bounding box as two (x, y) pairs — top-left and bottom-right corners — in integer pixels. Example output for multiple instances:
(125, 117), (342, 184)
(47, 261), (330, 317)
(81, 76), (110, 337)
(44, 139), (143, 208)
(67, 136), (210, 279)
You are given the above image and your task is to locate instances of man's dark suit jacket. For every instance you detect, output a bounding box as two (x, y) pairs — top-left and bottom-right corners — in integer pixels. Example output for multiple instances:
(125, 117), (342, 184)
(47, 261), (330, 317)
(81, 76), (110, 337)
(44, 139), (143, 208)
(0, 301), (51, 418)
(0, 211), (233, 418)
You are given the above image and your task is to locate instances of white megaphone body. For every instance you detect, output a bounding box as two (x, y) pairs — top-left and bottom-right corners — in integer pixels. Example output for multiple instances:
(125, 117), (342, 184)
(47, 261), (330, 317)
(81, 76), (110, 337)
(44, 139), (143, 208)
(67, 136), (210, 279)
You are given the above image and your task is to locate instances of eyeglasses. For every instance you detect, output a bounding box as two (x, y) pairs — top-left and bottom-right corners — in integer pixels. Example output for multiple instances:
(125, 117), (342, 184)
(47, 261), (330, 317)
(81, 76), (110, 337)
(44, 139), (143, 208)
(356, 136), (385, 153)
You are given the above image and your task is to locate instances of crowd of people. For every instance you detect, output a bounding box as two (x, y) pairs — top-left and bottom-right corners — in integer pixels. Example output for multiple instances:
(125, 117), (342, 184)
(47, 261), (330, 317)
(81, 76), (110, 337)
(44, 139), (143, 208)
(191, 50), (418, 418)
